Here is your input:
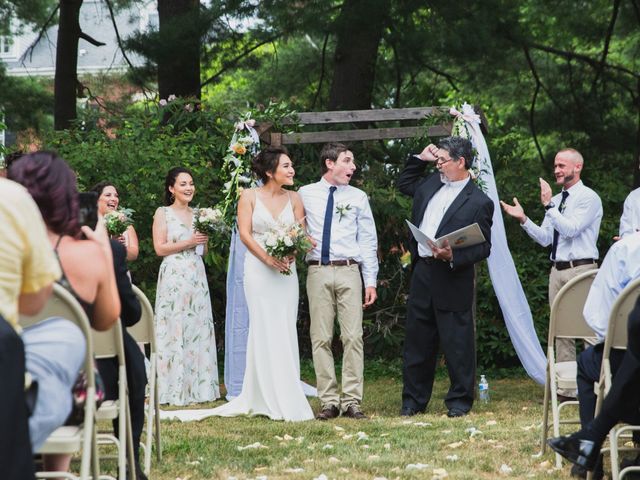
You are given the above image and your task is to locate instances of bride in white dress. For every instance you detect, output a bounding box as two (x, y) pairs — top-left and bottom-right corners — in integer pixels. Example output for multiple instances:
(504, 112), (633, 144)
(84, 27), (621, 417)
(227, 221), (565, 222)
(163, 146), (313, 422)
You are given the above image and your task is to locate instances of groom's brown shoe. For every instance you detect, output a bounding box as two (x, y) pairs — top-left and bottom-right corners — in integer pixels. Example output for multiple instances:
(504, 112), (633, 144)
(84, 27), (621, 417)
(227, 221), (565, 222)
(316, 405), (340, 421)
(342, 404), (367, 420)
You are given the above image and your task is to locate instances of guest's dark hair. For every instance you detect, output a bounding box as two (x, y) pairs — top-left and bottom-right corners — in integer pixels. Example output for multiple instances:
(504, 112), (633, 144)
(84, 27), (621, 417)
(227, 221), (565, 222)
(164, 167), (194, 205)
(319, 142), (350, 174)
(437, 136), (474, 169)
(252, 146), (289, 184)
(91, 181), (117, 196)
(8, 151), (81, 236)
(3, 150), (24, 170)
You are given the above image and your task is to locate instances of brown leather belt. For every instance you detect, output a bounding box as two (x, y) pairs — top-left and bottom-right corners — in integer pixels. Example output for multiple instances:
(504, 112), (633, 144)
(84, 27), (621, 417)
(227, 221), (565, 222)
(552, 259), (597, 271)
(307, 259), (359, 267)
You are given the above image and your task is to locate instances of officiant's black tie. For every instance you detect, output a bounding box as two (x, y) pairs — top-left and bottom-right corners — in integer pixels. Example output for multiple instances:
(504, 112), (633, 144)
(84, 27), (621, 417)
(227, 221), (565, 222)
(321, 186), (337, 265)
(551, 190), (570, 261)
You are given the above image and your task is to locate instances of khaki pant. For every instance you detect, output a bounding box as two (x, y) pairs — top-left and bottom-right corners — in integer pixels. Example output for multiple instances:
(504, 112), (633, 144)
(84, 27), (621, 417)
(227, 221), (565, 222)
(307, 264), (363, 410)
(549, 263), (597, 396)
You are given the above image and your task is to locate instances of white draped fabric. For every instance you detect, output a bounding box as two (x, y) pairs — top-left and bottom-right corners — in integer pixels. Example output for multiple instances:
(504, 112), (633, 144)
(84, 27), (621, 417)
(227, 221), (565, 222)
(453, 103), (546, 384)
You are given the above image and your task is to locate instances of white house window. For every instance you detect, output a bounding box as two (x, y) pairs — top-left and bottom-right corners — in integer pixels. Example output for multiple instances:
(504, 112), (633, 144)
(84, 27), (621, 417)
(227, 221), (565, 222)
(0, 35), (15, 57)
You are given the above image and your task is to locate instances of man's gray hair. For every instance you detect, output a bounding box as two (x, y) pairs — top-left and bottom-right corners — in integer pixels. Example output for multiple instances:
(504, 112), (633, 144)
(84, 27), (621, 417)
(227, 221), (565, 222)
(437, 136), (474, 169)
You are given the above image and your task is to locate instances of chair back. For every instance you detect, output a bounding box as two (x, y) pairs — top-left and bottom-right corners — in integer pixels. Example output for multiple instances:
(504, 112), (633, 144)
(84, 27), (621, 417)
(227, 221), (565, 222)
(127, 285), (156, 354)
(602, 277), (640, 352)
(20, 283), (95, 377)
(548, 269), (598, 343)
(93, 320), (126, 366)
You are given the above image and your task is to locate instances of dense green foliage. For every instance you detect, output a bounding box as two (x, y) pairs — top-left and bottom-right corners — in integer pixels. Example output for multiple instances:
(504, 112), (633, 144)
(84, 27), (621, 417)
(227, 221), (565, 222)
(6, 0), (639, 370)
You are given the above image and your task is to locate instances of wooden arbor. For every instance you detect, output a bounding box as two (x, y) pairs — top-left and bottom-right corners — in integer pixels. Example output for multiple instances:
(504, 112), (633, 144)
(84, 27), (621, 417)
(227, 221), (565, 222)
(256, 106), (488, 146)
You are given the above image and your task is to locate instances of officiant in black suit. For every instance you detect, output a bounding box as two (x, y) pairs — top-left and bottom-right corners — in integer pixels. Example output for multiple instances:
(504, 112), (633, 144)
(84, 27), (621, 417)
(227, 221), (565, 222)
(397, 136), (494, 418)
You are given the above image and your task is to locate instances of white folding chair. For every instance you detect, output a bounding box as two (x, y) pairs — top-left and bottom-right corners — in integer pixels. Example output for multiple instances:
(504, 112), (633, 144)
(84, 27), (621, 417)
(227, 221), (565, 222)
(20, 283), (100, 480)
(93, 320), (136, 480)
(540, 269), (599, 468)
(127, 285), (161, 475)
(592, 278), (640, 480)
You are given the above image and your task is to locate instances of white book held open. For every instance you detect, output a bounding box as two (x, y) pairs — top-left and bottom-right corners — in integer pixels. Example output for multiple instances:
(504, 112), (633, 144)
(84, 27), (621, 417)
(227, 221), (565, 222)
(405, 219), (486, 250)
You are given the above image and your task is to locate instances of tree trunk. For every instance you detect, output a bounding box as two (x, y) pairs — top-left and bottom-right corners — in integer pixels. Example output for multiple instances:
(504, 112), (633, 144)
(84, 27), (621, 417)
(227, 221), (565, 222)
(54, 0), (82, 130)
(327, 0), (390, 110)
(157, 0), (201, 100)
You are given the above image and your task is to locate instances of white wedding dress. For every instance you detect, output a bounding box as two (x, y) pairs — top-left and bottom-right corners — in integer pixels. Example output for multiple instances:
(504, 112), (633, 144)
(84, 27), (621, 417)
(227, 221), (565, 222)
(161, 193), (314, 422)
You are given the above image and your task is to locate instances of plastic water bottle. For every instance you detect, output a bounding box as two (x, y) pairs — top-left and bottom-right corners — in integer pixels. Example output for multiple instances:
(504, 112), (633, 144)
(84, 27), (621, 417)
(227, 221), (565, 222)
(478, 375), (490, 403)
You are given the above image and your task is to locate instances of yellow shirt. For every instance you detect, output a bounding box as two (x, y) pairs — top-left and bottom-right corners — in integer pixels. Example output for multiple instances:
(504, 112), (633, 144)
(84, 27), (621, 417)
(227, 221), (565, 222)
(0, 178), (61, 330)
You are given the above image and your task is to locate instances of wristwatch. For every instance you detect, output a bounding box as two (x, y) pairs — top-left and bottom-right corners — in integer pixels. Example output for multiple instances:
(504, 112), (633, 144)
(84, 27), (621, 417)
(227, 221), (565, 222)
(544, 202), (555, 211)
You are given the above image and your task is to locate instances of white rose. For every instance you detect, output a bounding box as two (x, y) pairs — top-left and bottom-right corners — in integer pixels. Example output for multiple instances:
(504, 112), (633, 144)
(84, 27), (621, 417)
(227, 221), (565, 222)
(283, 236), (293, 247)
(265, 234), (277, 247)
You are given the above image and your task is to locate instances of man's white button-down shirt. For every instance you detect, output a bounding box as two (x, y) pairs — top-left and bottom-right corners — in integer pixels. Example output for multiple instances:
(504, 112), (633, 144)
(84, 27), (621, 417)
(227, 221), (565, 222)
(417, 176), (470, 257)
(583, 232), (640, 339)
(299, 178), (379, 288)
(521, 180), (602, 262)
(619, 187), (640, 238)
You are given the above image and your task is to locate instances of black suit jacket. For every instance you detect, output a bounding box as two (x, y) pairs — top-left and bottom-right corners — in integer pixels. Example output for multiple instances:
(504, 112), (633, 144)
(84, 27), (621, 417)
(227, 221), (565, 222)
(397, 155), (494, 311)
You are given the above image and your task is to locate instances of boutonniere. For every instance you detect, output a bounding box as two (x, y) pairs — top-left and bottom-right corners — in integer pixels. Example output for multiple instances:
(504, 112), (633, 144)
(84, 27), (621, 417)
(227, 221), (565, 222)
(335, 203), (352, 222)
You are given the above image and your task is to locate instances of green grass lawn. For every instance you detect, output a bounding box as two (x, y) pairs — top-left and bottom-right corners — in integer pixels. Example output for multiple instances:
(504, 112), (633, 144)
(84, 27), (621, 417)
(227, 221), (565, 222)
(136, 361), (593, 480)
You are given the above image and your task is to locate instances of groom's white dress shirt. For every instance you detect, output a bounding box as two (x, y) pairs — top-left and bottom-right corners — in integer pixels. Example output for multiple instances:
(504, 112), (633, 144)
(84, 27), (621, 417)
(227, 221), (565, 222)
(299, 178), (379, 288)
(521, 180), (602, 261)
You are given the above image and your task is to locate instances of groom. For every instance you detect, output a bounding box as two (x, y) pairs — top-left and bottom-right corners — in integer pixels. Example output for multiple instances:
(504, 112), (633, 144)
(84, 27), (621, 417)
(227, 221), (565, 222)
(299, 142), (378, 420)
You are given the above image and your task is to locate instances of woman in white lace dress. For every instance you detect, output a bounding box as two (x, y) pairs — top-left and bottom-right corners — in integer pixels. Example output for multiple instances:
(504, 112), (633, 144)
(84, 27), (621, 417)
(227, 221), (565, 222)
(152, 167), (220, 406)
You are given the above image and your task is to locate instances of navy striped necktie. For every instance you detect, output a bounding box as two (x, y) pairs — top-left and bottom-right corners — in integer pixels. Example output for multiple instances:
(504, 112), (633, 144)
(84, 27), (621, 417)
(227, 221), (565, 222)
(321, 186), (337, 265)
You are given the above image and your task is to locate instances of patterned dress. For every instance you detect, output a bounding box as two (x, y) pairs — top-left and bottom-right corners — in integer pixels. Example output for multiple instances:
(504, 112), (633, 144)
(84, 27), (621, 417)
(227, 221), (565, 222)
(155, 206), (220, 405)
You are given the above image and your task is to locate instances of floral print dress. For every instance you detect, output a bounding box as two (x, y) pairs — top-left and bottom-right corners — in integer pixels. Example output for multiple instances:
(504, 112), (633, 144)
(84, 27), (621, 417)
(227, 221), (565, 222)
(155, 206), (220, 405)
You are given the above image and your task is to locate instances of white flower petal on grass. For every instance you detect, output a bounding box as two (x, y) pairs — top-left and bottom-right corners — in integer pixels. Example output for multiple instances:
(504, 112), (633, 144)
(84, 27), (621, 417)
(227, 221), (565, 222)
(432, 467), (449, 479)
(322, 444), (333, 450)
(186, 460), (200, 465)
(338, 468), (350, 473)
(274, 435), (283, 441)
(441, 430), (452, 434)
(283, 468), (304, 473)
(368, 455), (380, 460)
(406, 463), (430, 470)
(334, 425), (345, 432)
(413, 422), (432, 427)
(446, 455), (459, 461)
(283, 434), (294, 441)
(379, 433), (390, 437)
(521, 423), (537, 431)
(361, 444), (370, 449)
(486, 420), (497, 426)
(530, 451), (543, 458)
(373, 477), (387, 480)
(446, 441), (464, 449)
(328, 457), (340, 464)
(313, 475), (328, 480)
(402, 420), (413, 425)
(465, 427), (483, 438)
(237, 442), (268, 451)
(384, 443), (391, 450)
(499, 464), (513, 475)
(256, 476), (268, 480)
(356, 431), (369, 441)
(342, 434), (354, 440)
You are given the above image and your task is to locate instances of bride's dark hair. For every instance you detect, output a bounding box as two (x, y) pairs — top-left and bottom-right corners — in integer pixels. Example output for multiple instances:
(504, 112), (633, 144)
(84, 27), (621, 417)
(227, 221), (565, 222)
(252, 146), (289, 184)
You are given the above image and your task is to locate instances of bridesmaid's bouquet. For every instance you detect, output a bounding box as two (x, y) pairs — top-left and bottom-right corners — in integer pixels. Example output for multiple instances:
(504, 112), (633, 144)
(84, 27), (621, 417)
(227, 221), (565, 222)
(264, 221), (313, 275)
(104, 208), (134, 237)
(193, 207), (226, 255)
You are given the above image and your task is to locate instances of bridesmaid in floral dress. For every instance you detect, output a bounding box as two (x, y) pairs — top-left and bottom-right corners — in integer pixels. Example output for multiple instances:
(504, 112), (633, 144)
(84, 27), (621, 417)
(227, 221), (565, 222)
(152, 167), (220, 405)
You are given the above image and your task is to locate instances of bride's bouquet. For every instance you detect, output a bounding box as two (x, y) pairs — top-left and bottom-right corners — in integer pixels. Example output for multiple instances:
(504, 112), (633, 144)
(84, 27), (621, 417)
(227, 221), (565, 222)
(193, 207), (226, 255)
(264, 221), (313, 275)
(104, 208), (134, 237)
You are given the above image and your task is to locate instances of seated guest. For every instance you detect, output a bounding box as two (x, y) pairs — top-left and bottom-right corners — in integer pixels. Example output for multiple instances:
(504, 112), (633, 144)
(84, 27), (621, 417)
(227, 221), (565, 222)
(9, 151), (120, 473)
(0, 176), (64, 479)
(97, 235), (148, 480)
(563, 232), (640, 478)
(549, 295), (640, 478)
